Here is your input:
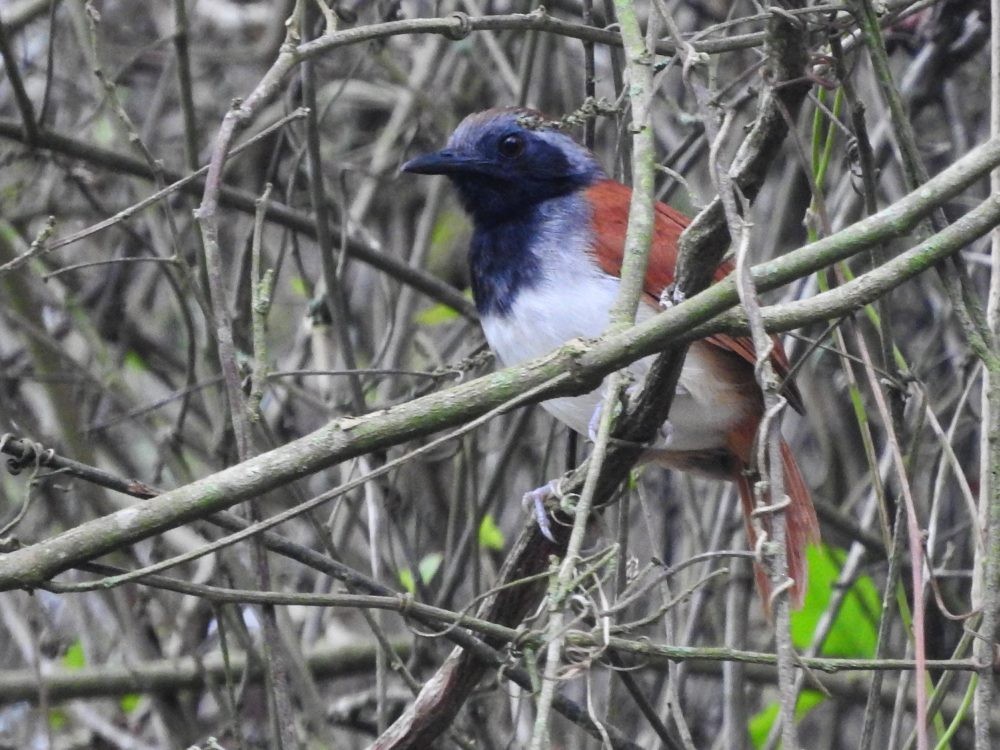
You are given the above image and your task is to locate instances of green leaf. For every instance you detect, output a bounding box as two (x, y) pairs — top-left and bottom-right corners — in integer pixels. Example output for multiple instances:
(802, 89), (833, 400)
(430, 210), (465, 251)
(290, 276), (309, 298)
(749, 545), (881, 745)
(416, 303), (460, 326)
(627, 467), (642, 490)
(120, 693), (141, 713)
(398, 568), (415, 594)
(749, 690), (825, 748)
(399, 553), (443, 593)
(418, 553), (442, 584)
(124, 350), (147, 372)
(791, 545), (879, 658)
(48, 709), (67, 730)
(478, 514), (505, 550)
(62, 641), (86, 670)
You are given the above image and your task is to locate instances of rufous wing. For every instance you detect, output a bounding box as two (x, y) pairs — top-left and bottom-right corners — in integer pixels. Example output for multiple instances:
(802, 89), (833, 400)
(584, 179), (802, 412)
(586, 178), (819, 610)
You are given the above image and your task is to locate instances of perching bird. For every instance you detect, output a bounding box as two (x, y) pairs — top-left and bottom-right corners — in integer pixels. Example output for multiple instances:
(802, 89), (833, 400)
(402, 108), (819, 605)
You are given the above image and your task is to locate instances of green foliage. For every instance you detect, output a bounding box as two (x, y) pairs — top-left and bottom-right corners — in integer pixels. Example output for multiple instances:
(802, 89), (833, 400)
(398, 568), (414, 593)
(749, 545), (879, 745)
(123, 350), (147, 372)
(749, 690), (825, 748)
(120, 693), (141, 713)
(62, 640), (86, 670)
(478, 513), (505, 550)
(416, 303), (461, 326)
(791, 545), (879, 658)
(416, 289), (472, 326)
(398, 552), (443, 593)
(48, 709), (67, 730)
(627, 467), (642, 490)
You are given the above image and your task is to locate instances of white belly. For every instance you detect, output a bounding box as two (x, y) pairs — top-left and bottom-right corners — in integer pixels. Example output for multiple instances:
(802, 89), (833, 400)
(481, 276), (748, 451)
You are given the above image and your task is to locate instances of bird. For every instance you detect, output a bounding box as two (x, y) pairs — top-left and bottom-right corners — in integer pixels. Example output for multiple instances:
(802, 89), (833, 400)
(401, 107), (819, 606)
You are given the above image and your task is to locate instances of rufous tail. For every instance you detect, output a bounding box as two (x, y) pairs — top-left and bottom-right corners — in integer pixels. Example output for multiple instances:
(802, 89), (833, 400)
(735, 439), (820, 611)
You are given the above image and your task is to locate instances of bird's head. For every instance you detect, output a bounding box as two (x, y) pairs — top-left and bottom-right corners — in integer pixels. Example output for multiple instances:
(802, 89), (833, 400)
(402, 108), (604, 224)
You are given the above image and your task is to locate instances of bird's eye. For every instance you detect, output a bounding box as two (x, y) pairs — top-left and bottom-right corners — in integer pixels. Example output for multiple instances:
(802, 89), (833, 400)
(497, 133), (525, 159)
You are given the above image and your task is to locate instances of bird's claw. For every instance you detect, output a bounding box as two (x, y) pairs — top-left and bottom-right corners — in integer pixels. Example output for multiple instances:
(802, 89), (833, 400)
(657, 419), (674, 448)
(522, 479), (560, 542)
(659, 285), (686, 309)
(587, 403), (603, 443)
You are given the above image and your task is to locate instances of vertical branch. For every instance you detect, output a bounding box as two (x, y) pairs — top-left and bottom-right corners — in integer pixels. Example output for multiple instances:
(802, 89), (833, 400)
(0, 15), (38, 144)
(830, 33), (900, 406)
(608, 0), (658, 327)
(195, 100), (257, 458)
(191, 10), (313, 455)
(172, 0), (200, 171)
(974, 0), (1000, 742)
(249, 184), (275, 419)
(528, 2), (659, 747)
(723, 555), (751, 750)
(581, 0), (596, 150)
(300, 6), (366, 414)
(37, 0), (58, 128)
(361, 456), (389, 733)
(515, 26), (539, 107)
(575, 0), (598, 483)
(600, 0), (630, 181)
(718, 110), (799, 750)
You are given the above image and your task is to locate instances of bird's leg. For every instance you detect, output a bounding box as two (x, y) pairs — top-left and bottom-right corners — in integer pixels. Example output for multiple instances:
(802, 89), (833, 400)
(587, 377), (629, 442)
(522, 479), (561, 542)
(587, 402), (605, 443)
(587, 381), (675, 448)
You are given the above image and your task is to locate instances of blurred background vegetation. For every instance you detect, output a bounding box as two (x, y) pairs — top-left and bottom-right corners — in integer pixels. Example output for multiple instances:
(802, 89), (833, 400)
(0, 0), (996, 748)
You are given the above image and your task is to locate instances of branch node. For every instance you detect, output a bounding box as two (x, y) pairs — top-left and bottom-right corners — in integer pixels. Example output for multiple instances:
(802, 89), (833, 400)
(445, 12), (473, 41)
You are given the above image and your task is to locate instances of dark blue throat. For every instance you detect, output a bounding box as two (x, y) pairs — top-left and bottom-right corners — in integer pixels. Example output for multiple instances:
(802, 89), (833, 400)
(467, 190), (591, 317)
(468, 211), (543, 317)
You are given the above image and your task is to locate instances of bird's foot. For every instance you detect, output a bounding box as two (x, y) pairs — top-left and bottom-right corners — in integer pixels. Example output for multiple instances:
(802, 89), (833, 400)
(659, 284), (685, 309)
(588, 390), (674, 449)
(654, 419), (675, 449)
(522, 479), (562, 542)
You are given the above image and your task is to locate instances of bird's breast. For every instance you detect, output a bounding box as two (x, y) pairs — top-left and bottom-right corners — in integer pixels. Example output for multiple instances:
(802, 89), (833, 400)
(480, 273), (619, 366)
(481, 274), (757, 452)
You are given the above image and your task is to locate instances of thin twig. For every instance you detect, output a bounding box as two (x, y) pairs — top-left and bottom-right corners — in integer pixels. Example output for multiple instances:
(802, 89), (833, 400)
(0, 14), (38, 143)
(974, 0), (1000, 746)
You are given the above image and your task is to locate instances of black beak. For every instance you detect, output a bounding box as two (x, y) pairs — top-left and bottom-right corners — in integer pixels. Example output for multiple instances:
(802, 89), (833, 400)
(401, 149), (477, 176)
